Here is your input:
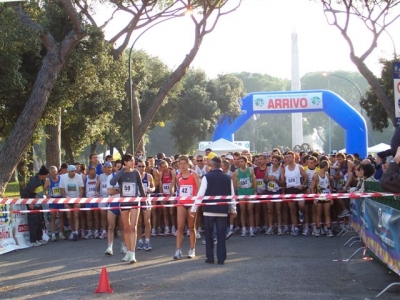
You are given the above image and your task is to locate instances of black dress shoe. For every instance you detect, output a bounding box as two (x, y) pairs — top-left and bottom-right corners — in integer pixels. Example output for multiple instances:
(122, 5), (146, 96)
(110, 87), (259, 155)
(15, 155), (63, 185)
(205, 259), (215, 264)
(217, 261), (224, 265)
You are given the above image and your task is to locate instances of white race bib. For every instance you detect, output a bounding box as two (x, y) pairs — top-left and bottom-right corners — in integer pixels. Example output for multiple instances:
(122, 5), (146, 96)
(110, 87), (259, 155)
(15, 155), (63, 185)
(162, 183), (171, 194)
(122, 182), (136, 196)
(179, 185), (193, 197)
(239, 177), (251, 189)
(286, 176), (300, 187)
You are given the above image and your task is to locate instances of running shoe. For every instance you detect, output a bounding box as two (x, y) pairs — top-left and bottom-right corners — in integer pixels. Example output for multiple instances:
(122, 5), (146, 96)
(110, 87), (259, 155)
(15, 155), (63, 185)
(59, 232), (66, 240)
(187, 249), (195, 259)
(327, 229), (334, 237)
(30, 241), (41, 247)
(311, 225), (317, 236)
(51, 234), (57, 242)
(298, 210), (304, 223)
(249, 228), (255, 237)
(38, 239), (48, 245)
(302, 226), (310, 236)
(144, 241), (152, 251)
(172, 226), (177, 237)
(84, 231), (94, 239)
(129, 252), (137, 264)
(186, 229), (190, 237)
(105, 246), (113, 256)
(196, 231), (201, 239)
(116, 230), (122, 238)
(282, 225), (290, 235)
(226, 229), (234, 240)
(255, 227), (261, 234)
(266, 227), (274, 235)
(202, 239), (206, 245)
(323, 226), (328, 235)
(277, 227), (283, 236)
(241, 228), (247, 237)
(164, 226), (171, 236)
(121, 245), (127, 254)
(291, 227), (299, 236)
(73, 232), (78, 241)
(137, 240), (143, 250)
(94, 230), (100, 239)
(197, 227), (204, 233)
(314, 228), (320, 237)
(173, 249), (182, 260)
(338, 209), (350, 218)
(262, 226), (268, 234)
(151, 228), (157, 237)
(157, 227), (163, 236)
(79, 229), (85, 238)
(100, 231), (107, 239)
(122, 252), (130, 262)
(213, 238), (217, 244)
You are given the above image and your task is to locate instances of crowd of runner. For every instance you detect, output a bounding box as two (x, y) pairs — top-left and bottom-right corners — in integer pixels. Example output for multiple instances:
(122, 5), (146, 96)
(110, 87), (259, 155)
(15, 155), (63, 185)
(28, 147), (386, 263)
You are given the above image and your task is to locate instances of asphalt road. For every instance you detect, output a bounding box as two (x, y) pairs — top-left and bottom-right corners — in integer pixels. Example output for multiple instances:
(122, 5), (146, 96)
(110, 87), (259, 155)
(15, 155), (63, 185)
(1, 230), (399, 300)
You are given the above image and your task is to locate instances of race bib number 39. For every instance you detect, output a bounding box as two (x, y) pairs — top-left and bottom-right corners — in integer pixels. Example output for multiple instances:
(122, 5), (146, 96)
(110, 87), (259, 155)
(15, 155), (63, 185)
(122, 182), (136, 196)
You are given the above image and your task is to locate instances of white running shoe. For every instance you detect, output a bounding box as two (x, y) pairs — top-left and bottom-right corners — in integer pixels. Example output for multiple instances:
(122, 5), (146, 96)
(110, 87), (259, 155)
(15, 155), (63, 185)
(173, 249), (182, 260)
(129, 252), (137, 264)
(266, 227), (274, 235)
(122, 252), (130, 262)
(94, 230), (100, 239)
(151, 228), (157, 237)
(84, 231), (94, 239)
(51, 234), (57, 242)
(241, 228), (247, 237)
(187, 249), (195, 259)
(105, 246), (113, 256)
(196, 231), (201, 239)
(100, 231), (107, 239)
(30, 241), (41, 247)
(164, 226), (171, 236)
(277, 227), (283, 236)
(249, 228), (255, 237)
(59, 232), (65, 240)
(172, 226), (177, 236)
(121, 245), (127, 254)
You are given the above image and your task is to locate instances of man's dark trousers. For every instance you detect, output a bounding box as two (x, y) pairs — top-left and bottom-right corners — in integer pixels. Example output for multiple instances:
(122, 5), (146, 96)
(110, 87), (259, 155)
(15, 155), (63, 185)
(204, 215), (227, 263)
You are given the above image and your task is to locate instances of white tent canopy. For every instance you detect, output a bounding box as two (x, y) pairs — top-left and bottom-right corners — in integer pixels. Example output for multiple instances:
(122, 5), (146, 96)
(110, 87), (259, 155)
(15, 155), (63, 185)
(195, 138), (246, 156)
(367, 143), (390, 153)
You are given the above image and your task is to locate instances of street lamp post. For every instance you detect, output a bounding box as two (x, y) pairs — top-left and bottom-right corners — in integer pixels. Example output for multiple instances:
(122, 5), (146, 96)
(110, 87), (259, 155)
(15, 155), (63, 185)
(127, 17), (176, 153)
(127, 9), (191, 153)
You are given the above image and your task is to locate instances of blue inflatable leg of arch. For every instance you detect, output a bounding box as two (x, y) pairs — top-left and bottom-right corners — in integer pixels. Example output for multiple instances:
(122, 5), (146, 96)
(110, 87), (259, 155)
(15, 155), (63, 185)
(213, 90), (367, 158)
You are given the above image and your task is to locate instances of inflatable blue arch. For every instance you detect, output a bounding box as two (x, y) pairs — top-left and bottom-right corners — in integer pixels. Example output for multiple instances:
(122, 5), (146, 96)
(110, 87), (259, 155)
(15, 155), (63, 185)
(213, 90), (368, 158)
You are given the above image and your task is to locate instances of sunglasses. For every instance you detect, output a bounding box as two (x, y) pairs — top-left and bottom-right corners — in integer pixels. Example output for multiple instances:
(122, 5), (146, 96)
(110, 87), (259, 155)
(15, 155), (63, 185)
(137, 165), (145, 168)
(197, 160), (203, 162)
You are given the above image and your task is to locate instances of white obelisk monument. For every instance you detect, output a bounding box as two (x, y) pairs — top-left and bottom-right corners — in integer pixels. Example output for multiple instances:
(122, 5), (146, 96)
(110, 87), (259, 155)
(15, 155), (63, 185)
(291, 31), (303, 148)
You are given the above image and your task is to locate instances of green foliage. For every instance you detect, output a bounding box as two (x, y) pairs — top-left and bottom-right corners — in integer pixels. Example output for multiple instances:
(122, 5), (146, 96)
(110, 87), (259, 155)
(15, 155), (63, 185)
(0, 6), (42, 141)
(170, 69), (244, 153)
(360, 57), (398, 131)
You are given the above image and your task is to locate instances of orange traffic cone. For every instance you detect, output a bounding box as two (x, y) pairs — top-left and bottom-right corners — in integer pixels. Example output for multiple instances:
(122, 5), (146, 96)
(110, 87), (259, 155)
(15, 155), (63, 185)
(95, 267), (114, 293)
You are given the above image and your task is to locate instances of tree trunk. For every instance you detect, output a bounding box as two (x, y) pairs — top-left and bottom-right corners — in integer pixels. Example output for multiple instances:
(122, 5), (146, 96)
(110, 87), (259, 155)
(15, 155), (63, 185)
(0, 36), (85, 196)
(45, 107), (61, 168)
(90, 142), (97, 155)
(135, 34), (204, 150)
(351, 55), (397, 126)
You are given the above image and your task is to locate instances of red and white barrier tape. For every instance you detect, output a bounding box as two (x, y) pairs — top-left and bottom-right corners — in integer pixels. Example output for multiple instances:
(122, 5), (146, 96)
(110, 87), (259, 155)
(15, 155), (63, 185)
(0, 192), (398, 214)
(0, 191), (397, 206)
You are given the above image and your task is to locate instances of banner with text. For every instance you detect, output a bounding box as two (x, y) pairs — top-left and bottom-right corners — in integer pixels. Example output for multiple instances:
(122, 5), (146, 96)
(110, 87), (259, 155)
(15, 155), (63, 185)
(0, 204), (31, 255)
(350, 198), (400, 275)
(252, 92), (323, 111)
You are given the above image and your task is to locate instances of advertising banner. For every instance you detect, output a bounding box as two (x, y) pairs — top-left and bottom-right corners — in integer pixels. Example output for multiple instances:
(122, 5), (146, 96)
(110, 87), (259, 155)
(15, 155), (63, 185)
(252, 92), (323, 111)
(0, 204), (31, 255)
(393, 62), (400, 125)
(350, 198), (400, 275)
